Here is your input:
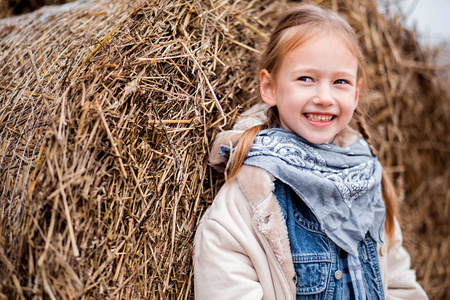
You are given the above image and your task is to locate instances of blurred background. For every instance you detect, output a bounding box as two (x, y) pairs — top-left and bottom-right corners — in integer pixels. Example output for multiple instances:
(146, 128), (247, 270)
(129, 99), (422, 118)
(390, 0), (450, 77)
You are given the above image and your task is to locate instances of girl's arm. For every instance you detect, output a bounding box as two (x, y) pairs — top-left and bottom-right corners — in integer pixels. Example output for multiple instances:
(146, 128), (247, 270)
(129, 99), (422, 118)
(385, 220), (428, 300)
(193, 163), (295, 299)
(193, 217), (264, 299)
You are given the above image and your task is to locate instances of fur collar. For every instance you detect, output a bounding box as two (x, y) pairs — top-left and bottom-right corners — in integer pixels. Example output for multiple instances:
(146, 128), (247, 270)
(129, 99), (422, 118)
(236, 164), (297, 296)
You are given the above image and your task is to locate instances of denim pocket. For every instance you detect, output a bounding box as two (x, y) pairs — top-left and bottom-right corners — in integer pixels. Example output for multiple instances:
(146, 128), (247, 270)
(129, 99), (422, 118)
(293, 255), (330, 296)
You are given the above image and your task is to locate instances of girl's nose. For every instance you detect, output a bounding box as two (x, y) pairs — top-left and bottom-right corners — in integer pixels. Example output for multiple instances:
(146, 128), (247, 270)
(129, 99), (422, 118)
(312, 85), (334, 106)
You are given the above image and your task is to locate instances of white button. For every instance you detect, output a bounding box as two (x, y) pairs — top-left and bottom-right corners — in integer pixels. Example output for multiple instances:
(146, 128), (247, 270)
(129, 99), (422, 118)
(334, 270), (343, 280)
(380, 245), (388, 256)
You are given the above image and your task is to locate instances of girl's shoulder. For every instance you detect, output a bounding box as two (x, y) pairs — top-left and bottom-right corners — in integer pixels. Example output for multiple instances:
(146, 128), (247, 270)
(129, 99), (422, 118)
(197, 165), (276, 241)
(209, 103), (270, 171)
(210, 164), (275, 211)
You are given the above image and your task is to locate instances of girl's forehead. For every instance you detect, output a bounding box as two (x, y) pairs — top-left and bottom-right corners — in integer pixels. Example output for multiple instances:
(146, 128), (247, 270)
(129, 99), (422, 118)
(282, 28), (356, 57)
(274, 28), (360, 74)
(280, 36), (358, 74)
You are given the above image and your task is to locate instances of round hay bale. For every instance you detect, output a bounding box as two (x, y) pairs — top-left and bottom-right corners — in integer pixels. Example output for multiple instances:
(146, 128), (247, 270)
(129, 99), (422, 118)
(0, 0), (76, 18)
(0, 0), (73, 18)
(0, 0), (448, 299)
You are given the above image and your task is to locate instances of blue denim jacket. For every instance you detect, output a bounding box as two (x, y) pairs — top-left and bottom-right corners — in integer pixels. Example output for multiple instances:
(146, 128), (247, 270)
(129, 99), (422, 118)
(274, 180), (386, 300)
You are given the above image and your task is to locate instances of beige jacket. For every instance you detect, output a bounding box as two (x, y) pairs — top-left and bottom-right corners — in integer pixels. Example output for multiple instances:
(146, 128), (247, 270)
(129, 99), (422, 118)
(194, 104), (428, 299)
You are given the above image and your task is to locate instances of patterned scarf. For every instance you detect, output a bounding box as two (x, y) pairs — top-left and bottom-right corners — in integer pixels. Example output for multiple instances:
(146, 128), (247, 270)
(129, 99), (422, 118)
(220, 128), (385, 257)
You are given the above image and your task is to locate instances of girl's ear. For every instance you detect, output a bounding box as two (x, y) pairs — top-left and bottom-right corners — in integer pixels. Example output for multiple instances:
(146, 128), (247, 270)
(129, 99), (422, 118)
(260, 69), (277, 106)
(354, 78), (363, 106)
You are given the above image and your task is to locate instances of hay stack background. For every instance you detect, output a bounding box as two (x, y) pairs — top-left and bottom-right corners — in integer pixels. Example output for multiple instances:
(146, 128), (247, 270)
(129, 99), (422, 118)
(0, 0), (75, 18)
(0, 0), (448, 298)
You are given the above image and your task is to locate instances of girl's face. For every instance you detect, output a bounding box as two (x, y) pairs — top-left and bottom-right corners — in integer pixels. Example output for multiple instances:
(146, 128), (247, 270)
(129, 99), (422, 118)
(260, 33), (362, 144)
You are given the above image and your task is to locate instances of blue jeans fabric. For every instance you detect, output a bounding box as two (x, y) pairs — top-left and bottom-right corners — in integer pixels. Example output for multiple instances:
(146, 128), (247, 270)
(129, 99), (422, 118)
(273, 180), (385, 300)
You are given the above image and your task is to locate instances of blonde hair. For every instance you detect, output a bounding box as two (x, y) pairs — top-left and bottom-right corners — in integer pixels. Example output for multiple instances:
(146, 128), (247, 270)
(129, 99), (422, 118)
(260, 5), (367, 87)
(226, 4), (397, 242)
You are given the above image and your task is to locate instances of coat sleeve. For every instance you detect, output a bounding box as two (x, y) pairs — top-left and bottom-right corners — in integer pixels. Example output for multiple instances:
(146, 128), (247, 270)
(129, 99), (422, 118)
(193, 216), (264, 299)
(385, 220), (428, 300)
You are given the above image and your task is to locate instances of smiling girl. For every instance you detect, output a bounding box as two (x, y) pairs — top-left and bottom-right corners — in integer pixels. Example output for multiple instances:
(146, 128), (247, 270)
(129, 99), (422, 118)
(194, 4), (428, 300)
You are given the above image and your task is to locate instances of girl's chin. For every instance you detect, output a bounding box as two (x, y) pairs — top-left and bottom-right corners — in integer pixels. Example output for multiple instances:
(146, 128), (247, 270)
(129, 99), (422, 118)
(296, 133), (333, 144)
(278, 123), (336, 144)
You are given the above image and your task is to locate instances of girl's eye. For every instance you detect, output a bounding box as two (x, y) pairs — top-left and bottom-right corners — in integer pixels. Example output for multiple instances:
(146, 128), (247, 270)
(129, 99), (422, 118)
(334, 79), (349, 85)
(298, 76), (313, 82)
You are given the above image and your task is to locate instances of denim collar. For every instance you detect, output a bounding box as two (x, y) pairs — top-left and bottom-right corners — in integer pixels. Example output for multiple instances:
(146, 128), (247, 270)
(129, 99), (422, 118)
(220, 128), (385, 257)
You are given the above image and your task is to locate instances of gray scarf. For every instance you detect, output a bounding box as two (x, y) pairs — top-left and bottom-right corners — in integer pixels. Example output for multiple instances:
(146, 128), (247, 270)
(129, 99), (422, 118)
(220, 128), (385, 257)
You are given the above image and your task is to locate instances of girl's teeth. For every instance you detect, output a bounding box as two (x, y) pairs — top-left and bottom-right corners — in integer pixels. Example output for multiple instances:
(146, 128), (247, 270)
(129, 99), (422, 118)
(306, 114), (333, 122)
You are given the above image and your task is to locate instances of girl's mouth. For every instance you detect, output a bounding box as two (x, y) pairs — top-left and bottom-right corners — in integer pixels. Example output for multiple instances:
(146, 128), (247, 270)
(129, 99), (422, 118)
(304, 113), (335, 122)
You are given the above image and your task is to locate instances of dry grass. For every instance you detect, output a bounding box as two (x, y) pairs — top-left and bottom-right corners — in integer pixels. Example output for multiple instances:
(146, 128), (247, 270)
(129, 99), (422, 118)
(0, 0), (76, 18)
(0, 0), (448, 299)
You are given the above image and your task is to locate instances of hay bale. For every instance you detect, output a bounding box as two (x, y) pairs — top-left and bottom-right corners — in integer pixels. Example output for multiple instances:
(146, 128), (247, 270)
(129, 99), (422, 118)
(0, 0), (448, 299)
(0, 0), (76, 18)
(0, 0), (281, 298)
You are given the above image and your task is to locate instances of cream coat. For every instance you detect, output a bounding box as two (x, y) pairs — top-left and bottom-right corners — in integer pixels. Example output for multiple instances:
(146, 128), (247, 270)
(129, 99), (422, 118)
(193, 104), (428, 299)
